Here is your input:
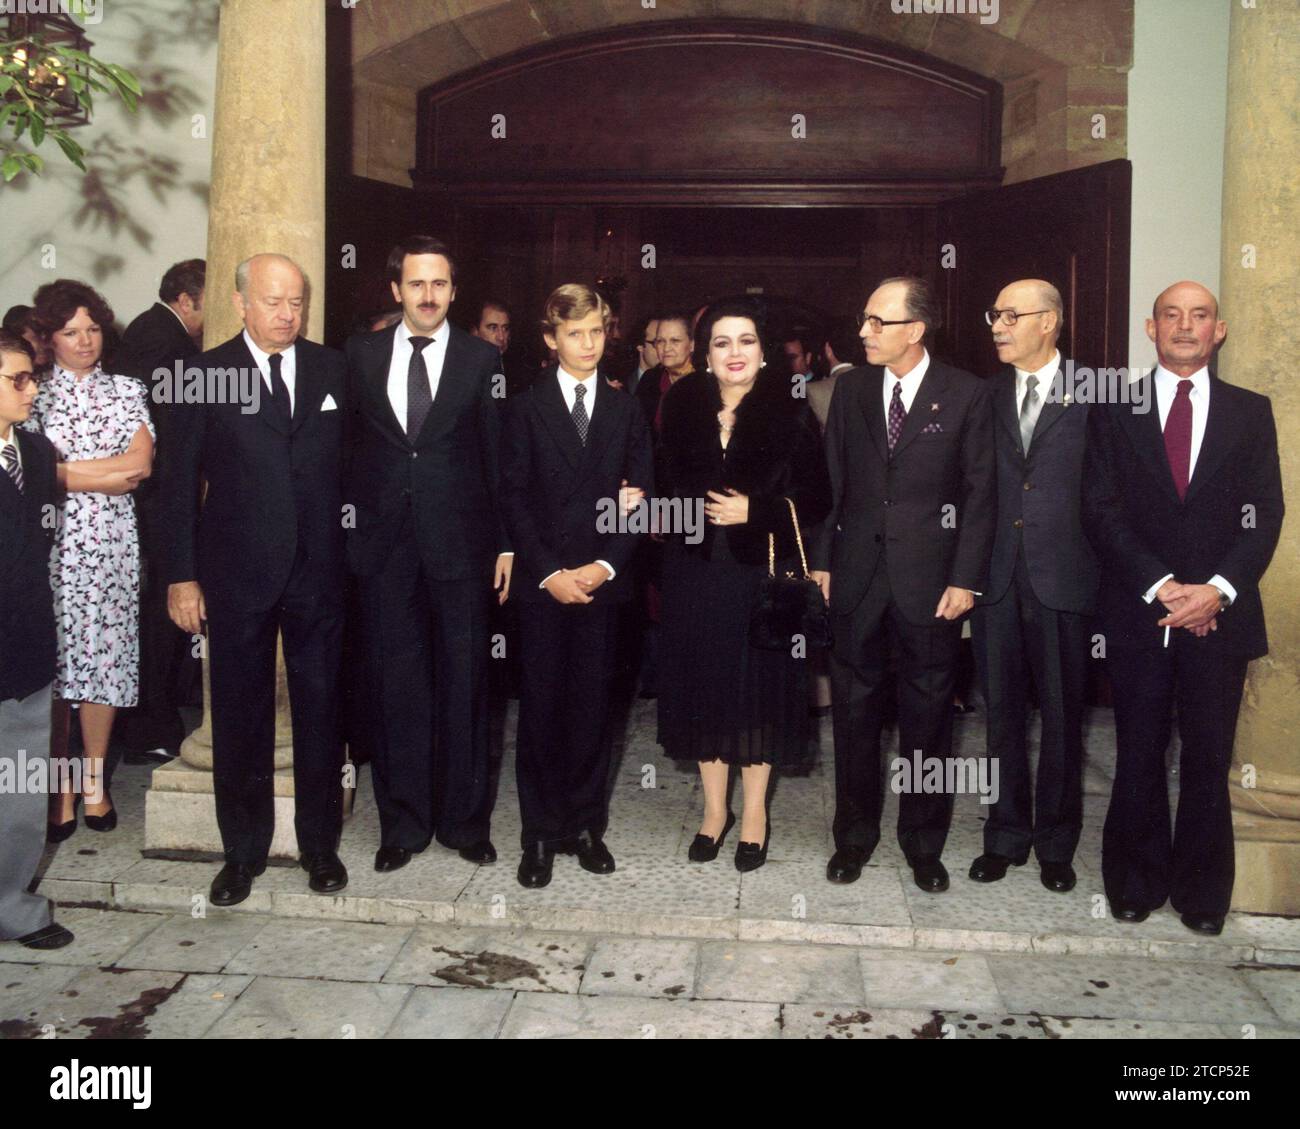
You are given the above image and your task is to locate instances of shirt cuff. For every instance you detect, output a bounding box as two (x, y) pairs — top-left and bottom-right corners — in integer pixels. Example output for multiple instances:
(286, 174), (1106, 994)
(596, 560), (616, 581)
(1208, 574), (1237, 605)
(1143, 573), (1175, 603)
(538, 569), (561, 590)
(499, 551), (514, 556)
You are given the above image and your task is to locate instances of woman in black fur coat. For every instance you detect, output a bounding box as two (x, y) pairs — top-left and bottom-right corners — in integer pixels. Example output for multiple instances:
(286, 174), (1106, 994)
(657, 299), (831, 871)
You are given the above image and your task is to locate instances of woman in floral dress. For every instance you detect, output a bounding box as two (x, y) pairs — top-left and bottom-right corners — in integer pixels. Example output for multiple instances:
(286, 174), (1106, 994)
(27, 280), (154, 838)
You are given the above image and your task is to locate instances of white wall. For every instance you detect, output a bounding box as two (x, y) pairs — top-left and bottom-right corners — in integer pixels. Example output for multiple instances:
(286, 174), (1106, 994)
(0, 1), (218, 332)
(1127, 0), (1230, 373)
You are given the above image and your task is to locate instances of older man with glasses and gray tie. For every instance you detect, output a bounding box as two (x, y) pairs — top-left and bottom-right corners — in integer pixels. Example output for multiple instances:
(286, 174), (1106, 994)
(969, 280), (1099, 896)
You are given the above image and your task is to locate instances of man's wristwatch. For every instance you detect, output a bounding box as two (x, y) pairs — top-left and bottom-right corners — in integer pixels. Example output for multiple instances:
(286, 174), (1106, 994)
(1211, 585), (1232, 611)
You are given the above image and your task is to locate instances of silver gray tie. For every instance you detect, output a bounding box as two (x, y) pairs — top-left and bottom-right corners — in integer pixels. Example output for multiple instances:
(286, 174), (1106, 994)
(1019, 374), (1041, 453)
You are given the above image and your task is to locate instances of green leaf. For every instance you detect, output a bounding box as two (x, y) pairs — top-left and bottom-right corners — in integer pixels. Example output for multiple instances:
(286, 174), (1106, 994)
(0, 76), (12, 97)
(30, 115), (45, 147)
(2, 155), (22, 181)
(55, 132), (85, 171)
(105, 63), (143, 97)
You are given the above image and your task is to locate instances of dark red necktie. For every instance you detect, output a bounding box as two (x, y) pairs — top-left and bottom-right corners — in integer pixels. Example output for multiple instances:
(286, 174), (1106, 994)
(1163, 379), (1193, 500)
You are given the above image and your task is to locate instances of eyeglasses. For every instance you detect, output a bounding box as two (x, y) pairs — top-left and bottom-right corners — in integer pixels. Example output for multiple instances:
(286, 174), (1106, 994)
(985, 308), (1050, 327)
(857, 314), (918, 333)
(0, 371), (46, 392)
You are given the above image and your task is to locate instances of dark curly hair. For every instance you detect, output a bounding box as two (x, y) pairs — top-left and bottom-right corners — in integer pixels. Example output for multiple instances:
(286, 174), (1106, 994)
(30, 279), (115, 344)
(692, 296), (770, 370)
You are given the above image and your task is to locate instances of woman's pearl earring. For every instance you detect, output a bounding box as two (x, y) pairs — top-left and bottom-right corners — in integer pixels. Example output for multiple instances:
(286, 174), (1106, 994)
(760, 360), (767, 368)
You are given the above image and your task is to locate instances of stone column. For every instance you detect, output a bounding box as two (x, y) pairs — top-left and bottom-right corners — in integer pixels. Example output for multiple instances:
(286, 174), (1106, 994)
(146, 0), (333, 859)
(1219, 0), (1300, 914)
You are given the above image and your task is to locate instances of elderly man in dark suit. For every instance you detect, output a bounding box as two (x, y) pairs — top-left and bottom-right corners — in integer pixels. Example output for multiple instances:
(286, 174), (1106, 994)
(0, 332), (74, 950)
(161, 253), (349, 907)
(969, 279), (1098, 894)
(115, 258), (206, 765)
(811, 276), (995, 893)
(1082, 280), (1283, 935)
(344, 236), (512, 874)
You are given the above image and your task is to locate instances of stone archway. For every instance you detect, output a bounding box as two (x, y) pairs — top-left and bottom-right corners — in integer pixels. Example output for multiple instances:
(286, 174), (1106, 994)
(347, 0), (1132, 188)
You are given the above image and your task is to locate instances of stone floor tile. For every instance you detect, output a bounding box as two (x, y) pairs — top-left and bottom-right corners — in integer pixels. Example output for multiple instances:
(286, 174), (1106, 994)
(695, 940), (865, 1005)
(112, 912), (271, 974)
(384, 985), (514, 1038)
(0, 907), (165, 968)
(202, 976), (411, 1039)
(858, 950), (1005, 1011)
(580, 938), (699, 998)
(499, 992), (780, 1039)
(223, 918), (412, 982)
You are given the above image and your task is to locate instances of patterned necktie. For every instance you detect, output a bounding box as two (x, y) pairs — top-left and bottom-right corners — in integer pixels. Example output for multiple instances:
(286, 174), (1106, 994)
(887, 379), (906, 453)
(572, 380), (589, 446)
(1, 441), (22, 493)
(1019, 373), (1041, 452)
(406, 336), (433, 440)
(268, 353), (291, 424)
(1164, 378), (1193, 500)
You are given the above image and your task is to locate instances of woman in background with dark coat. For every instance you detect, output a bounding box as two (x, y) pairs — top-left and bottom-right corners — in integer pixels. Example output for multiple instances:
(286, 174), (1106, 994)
(657, 299), (831, 871)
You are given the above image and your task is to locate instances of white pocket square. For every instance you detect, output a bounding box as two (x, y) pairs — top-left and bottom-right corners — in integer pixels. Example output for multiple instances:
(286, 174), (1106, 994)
(321, 394), (339, 411)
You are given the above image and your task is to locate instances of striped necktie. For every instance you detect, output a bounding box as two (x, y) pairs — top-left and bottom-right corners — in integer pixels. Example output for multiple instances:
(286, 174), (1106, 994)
(2, 441), (22, 493)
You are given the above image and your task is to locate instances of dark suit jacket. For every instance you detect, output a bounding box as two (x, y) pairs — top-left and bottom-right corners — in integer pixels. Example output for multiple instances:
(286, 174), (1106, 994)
(501, 367), (654, 604)
(1081, 374), (1283, 656)
(116, 302), (201, 548)
(658, 369), (831, 566)
(158, 333), (347, 614)
(978, 361), (1098, 614)
(811, 359), (996, 625)
(0, 428), (57, 700)
(344, 322), (509, 580)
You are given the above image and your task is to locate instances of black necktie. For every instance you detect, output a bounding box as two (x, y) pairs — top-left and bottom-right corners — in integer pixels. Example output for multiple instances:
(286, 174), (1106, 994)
(887, 380), (906, 453)
(407, 336), (433, 440)
(268, 353), (291, 425)
(572, 381), (589, 446)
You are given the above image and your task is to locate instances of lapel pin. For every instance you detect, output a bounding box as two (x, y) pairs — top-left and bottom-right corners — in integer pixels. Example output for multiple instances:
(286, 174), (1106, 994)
(931, 403), (939, 411)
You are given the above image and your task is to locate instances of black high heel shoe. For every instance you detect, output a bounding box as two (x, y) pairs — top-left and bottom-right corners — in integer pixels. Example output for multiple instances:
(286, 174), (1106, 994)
(47, 796), (80, 843)
(83, 788), (117, 833)
(688, 811), (735, 863)
(734, 826), (771, 873)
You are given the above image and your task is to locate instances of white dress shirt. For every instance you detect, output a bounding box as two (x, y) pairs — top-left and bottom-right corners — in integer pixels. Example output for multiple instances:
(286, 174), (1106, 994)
(386, 318), (450, 427)
(1015, 349), (1062, 415)
(539, 366), (614, 589)
(881, 348), (931, 427)
(243, 331), (296, 413)
(1140, 364), (1236, 608)
(829, 362), (854, 378)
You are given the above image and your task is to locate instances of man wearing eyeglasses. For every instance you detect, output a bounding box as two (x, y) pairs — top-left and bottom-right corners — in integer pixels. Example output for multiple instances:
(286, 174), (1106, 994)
(968, 280), (1098, 897)
(0, 332), (75, 950)
(811, 276), (995, 893)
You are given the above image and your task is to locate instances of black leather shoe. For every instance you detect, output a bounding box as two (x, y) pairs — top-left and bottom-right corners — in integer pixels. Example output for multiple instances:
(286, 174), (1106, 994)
(734, 829), (770, 873)
(458, 840), (497, 864)
(210, 861), (265, 907)
(826, 847), (868, 884)
(1040, 861), (1077, 893)
(910, 856), (950, 893)
(1111, 901), (1150, 923)
(562, 831), (615, 875)
(688, 811), (736, 863)
(969, 853), (1021, 883)
(517, 843), (554, 888)
(301, 851), (348, 894)
(1180, 912), (1224, 936)
(374, 845), (412, 872)
(16, 922), (75, 950)
(123, 746), (178, 766)
(83, 792), (117, 833)
(47, 815), (77, 843)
